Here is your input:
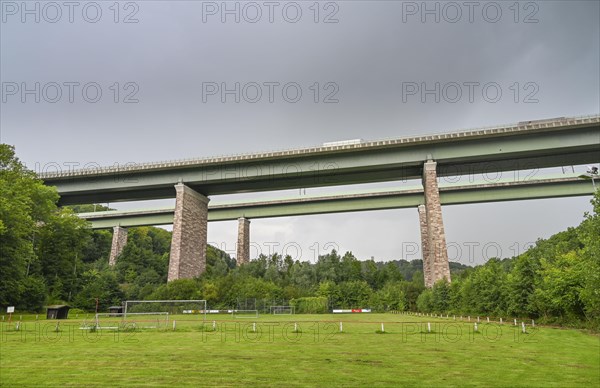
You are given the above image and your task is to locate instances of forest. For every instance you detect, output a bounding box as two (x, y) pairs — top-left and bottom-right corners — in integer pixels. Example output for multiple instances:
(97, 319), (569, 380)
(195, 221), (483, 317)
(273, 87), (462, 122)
(1, 144), (598, 329)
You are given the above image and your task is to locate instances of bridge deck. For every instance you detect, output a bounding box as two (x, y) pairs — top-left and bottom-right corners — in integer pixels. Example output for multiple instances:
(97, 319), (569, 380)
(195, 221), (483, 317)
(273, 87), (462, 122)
(43, 115), (600, 205)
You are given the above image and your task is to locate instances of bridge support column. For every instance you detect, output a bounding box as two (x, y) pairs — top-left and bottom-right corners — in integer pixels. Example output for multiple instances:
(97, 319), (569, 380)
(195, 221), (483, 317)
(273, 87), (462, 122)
(109, 226), (128, 266)
(168, 183), (210, 281)
(236, 217), (250, 265)
(417, 205), (432, 287)
(421, 160), (451, 287)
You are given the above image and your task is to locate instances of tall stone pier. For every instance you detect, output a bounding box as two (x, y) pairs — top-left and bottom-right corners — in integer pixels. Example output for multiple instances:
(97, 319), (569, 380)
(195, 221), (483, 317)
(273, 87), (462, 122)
(421, 160), (451, 287)
(109, 226), (128, 266)
(168, 183), (209, 281)
(236, 217), (250, 265)
(417, 205), (432, 287)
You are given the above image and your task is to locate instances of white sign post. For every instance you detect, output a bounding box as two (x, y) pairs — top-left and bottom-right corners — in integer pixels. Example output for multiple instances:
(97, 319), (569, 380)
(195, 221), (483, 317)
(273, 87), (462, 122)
(6, 306), (14, 324)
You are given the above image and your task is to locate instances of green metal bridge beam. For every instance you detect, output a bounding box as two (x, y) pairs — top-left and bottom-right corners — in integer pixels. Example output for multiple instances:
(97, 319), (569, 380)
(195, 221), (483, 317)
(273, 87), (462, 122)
(43, 116), (600, 205)
(79, 177), (596, 229)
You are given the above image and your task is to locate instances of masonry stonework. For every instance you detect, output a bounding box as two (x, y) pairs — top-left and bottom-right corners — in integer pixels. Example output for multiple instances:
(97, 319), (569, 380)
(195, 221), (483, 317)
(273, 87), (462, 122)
(168, 183), (209, 281)
(236, 217), (250, 265)
(109, 226), (128, 266)
(417, 205), (432, 287)
(422, 160), (451, 287)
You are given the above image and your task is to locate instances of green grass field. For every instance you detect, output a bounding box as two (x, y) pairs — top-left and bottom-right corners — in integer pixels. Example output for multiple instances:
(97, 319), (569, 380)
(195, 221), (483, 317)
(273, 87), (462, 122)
(0, 313), (598, 387)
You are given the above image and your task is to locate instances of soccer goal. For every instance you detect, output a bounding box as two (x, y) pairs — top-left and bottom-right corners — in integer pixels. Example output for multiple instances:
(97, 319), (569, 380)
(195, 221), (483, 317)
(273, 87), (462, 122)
(124, 300), (207, 321)
(94, 312), (170, 330)
(231, 309), (259, 319)
(269, 306), (295, 315)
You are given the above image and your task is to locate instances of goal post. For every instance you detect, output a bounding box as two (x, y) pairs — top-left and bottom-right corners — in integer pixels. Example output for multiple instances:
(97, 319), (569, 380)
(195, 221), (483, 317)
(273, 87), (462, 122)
(124, 300), (207, 321)
(94, 312), (170, 330)
(269, 306), (295, 315)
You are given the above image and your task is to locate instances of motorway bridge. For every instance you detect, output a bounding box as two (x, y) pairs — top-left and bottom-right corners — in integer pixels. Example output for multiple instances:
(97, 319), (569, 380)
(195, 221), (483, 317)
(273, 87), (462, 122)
(41, 115), (600, 287)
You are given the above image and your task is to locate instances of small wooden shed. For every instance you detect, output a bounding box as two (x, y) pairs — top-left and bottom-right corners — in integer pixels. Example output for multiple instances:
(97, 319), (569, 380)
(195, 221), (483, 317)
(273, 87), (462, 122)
(46, 305), (70, 320)
(108, 306), (124, 316)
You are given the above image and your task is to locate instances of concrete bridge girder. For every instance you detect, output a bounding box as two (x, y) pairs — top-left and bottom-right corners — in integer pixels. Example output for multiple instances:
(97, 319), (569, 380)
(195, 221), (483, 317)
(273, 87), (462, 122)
(44, 117), (600, 205)
(87, 176), (594, 229)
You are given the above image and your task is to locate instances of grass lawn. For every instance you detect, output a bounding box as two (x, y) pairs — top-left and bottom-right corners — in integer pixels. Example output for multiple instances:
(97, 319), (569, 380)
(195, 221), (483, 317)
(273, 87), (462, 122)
(0, 313), (598, 387)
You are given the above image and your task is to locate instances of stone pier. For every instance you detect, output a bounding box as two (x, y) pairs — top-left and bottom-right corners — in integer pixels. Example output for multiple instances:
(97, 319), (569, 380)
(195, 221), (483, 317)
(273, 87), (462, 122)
(109, 226), (128, 266)
(236, 217), (250, 265)
(417, 205), (432, 287)
(421, 160), (451, 287)
(168, 183), (209, 281)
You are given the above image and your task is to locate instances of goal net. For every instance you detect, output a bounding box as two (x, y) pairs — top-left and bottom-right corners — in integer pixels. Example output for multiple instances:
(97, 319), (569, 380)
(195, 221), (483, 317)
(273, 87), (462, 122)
(124, 300), (207, 321)
(269, 306), (295, 315)
(94, 312), (169, 330)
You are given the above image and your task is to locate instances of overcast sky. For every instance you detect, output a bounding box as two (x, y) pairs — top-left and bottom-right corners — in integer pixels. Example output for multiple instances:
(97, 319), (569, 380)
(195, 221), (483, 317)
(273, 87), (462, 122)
(1, 0), (599, 265)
